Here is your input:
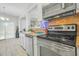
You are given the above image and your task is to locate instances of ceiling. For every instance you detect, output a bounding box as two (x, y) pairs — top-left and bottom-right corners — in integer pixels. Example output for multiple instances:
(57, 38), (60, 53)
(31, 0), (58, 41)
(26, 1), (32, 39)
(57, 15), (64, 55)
(0, 3), (49, 17)
(0, 3), (35, 17)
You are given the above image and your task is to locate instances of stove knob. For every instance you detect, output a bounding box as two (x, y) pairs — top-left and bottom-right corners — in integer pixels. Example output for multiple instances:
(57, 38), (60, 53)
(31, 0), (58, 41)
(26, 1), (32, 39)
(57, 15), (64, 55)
(67, 27), (70, 29)
(71, 26), (74, 29)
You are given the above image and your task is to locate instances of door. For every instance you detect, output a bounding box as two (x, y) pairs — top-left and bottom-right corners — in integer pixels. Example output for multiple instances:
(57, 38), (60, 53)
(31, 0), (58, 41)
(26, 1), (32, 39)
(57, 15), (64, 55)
(19, 19), (26, 49)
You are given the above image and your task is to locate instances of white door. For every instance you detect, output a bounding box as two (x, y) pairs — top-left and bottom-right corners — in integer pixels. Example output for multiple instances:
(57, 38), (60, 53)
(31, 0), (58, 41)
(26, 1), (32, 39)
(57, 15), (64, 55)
(19, 19), (26, 49)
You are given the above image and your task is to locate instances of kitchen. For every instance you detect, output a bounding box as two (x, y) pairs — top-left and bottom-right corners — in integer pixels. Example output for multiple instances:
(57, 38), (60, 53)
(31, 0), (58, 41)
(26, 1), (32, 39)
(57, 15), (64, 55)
(19, 3), (79, 56)
(0, 3), (79, 56)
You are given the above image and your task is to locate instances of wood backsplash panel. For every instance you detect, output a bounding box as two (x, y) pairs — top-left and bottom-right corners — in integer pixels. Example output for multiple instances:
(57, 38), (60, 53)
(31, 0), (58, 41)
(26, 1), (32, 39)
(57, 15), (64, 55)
(73, 14), (79, 36)
(49, 16), (74, 26)
(73, 14), (79, 47)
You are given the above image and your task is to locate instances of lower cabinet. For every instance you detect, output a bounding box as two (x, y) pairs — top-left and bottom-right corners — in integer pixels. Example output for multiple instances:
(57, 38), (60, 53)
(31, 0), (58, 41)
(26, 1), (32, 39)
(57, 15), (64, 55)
(25, 36), (34, 56)
(20, 33), (26, 49)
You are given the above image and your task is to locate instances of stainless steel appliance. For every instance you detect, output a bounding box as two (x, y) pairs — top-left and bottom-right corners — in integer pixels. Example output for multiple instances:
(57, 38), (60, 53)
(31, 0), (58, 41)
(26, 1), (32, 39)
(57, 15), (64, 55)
(38, 24), (77, 56)
(47, 24), (77, 56)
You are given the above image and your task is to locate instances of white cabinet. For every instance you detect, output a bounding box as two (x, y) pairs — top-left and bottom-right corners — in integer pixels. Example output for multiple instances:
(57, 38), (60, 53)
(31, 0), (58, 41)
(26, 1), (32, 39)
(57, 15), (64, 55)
(25, 36), (34, 56)
(19, 33), (26, 50)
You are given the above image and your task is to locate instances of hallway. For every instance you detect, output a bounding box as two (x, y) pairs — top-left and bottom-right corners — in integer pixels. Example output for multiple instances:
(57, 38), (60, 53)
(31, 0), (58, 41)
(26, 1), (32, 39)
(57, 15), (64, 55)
(0, 39), (27, 56)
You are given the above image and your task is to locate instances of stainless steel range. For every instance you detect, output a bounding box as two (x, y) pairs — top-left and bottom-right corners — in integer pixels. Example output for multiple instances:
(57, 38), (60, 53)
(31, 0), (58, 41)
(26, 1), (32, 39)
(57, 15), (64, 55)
(46, 24), (77, 56)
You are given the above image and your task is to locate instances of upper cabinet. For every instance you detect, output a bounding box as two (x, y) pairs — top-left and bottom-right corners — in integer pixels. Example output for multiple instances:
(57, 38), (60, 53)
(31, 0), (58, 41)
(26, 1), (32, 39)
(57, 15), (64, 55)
(42, 3), (76, 19)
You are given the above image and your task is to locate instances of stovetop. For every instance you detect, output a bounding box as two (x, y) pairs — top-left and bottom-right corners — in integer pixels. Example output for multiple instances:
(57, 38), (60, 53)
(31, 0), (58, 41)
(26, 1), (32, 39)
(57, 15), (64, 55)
(37, 35), (75, 47)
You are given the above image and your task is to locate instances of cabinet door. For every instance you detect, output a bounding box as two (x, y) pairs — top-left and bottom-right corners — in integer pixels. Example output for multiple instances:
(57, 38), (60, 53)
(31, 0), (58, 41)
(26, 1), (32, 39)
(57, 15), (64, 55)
(25, 37), (29, 50)
(26, 37), (34, 56)
(20, 33), (25, 48)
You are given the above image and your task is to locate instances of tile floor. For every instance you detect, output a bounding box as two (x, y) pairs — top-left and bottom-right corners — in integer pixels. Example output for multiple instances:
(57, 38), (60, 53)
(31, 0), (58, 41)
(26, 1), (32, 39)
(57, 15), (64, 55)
(0, 39), (27, 56)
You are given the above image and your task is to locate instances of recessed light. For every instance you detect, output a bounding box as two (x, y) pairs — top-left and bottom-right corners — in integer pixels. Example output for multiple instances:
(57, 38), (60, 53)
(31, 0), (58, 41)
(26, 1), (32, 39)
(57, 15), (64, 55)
(0, 17), (5, 21)
(6, 18), (9, 21)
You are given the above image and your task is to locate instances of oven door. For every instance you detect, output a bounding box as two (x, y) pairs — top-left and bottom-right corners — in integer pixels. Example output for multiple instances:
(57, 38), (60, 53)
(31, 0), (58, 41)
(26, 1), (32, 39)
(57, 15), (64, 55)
(55, 42), (76, 56)
(37, 38), (76, 56)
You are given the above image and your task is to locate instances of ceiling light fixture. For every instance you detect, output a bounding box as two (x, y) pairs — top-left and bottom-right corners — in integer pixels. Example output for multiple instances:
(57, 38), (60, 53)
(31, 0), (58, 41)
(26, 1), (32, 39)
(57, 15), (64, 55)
(6, 18), (9, 21)
(0, 17), (10, 21)
(0, 7), (10, 21)
(0, 17), (5, 21)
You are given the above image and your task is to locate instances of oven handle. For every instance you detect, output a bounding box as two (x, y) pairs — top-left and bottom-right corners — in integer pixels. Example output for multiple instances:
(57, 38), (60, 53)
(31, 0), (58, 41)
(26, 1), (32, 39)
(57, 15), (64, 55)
(53, 45), (75, 52)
